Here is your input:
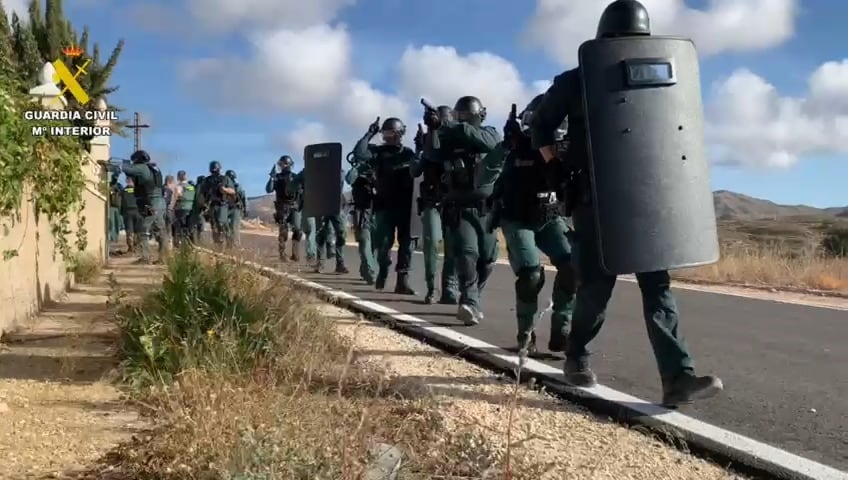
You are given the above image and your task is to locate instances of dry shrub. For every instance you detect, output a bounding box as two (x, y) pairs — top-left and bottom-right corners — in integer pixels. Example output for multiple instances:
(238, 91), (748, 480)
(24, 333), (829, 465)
(68, 252), (102, 284)
(104, 250), (547, 479)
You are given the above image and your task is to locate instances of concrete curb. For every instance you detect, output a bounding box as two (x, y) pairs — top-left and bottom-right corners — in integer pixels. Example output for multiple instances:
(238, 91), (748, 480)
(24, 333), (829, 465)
(198, 246), (847, 480)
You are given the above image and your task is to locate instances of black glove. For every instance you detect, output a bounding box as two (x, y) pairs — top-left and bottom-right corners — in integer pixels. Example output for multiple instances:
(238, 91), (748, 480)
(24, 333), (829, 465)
(367, 117), (381, 137)
(423, 110), (441, 129)
(503, 118), (522, 147)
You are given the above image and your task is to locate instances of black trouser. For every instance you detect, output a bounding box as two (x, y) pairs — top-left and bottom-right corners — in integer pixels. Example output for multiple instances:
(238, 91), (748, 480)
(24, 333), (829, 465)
(174, 209), (193, 247)
(374, 207), (413, 274)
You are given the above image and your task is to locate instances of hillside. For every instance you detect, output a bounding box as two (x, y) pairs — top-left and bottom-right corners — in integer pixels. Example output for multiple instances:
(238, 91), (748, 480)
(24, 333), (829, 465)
(713, 190), (848, 220)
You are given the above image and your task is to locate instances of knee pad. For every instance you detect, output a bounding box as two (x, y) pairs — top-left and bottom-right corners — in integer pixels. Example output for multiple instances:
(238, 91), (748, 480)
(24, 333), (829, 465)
(515, 266), (545, 302)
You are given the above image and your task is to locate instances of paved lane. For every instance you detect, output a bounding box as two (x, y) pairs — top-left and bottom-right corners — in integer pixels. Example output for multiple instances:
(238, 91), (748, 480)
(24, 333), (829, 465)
(240, 233), (848, 471)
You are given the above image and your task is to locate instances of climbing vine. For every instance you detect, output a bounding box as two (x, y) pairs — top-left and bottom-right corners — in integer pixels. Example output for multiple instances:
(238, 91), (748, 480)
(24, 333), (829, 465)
(0, 69), (87, 261)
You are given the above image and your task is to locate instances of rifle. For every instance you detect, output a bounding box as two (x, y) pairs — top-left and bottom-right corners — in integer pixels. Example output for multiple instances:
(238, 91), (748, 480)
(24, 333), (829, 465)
(420, 98), (441, 151)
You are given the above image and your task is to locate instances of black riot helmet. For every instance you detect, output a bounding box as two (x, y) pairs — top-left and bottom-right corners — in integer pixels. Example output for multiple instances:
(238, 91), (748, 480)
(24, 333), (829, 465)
(596, 0), (651, 38)
(209, 161), (222, 174)
(130, 150), (150, 163)
(278, 155), (293, 168)
(380, 117), (406, 146)
(225, 170), (236, 180)
(437, 105), (454, 123)
(453, 96), (486, 125)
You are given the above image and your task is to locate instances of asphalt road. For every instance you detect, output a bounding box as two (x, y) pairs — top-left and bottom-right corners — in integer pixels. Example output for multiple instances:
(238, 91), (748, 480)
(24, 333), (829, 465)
(240, 233), (848, 471)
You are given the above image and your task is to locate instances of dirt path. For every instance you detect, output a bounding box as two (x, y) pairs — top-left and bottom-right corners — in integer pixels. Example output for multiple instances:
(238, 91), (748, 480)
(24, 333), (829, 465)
(0, 258), (160, 479)
(320, 303), (745, 479)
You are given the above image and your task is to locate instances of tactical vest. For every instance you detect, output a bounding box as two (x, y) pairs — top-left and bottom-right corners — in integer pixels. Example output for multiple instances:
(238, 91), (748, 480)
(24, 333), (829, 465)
(351, 171), (376, 210)
(228, 182), (243, 207)
(133, 164), (164, 210)
(502, 136), (560, 223)
(419, 161), (445, 205)
(373, 146), (414, 210)
(444, 148), (481, 194)
(109, 185), (122, 208)
(121, 187), (138, 212)
(273, 172), (299, 205)
(177, 183), (196, 210)
(204, 174), (226, 204)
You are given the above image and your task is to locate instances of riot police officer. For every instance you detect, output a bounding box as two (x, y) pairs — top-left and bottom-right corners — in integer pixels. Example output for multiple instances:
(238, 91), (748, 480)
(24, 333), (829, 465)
(198, 161), (236, 246)
(345, 151), (378, 284)
(428, 96), (501, 325)
(120, 150), (169, 263)
(120, 176), (142, 253)
(225, 169), (247, 248)
(193, 175), (206, 240)
(530, 0), (722, 407)
(265, 155), (305, 261)
(173, 170), (197, 247)
(108, 175), (122, 243)
(486, 95), (576, 355)
(352, 117), (417, 294)
(411, 106), (459, 305)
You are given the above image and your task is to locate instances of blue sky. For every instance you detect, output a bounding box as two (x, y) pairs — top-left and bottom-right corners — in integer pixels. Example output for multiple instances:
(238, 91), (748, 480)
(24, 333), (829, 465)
(31, 0), (848, 207)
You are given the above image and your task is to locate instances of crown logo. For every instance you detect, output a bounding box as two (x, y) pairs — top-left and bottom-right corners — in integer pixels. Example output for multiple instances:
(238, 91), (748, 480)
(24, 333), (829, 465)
(62, 45), (83, 57)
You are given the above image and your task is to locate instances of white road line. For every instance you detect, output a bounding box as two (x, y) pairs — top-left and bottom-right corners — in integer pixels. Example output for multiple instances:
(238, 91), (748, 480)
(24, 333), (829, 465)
(203, 246), (848, 480)
(241, 231), (848, 311)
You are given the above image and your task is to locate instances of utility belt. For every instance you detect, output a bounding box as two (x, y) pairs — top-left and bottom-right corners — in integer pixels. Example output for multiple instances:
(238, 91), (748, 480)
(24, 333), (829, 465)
(416, 195), (441, 215)
(441, 199), (488, 228)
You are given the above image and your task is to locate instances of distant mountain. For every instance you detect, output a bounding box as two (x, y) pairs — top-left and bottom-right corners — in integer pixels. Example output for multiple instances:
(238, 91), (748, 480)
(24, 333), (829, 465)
(247, 190), (847, 222)
(713, 190), (848, 220)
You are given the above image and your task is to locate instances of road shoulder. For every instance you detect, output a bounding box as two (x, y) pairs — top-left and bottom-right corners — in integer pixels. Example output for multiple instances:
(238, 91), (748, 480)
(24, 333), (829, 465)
(0, 257), (155, 479)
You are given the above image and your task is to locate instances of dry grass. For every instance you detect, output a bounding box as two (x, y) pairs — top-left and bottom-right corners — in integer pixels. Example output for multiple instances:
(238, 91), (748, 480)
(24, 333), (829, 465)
(100, 251), (550, 479)
(675, 247), (848, 293)
(68, 252), (102, 284)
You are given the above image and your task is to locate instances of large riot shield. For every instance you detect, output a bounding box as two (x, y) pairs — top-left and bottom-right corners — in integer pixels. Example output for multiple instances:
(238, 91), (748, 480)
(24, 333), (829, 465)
(578, 36), (719, 275)
(303, 143), (343, 218)
(409, 175), (423, 240)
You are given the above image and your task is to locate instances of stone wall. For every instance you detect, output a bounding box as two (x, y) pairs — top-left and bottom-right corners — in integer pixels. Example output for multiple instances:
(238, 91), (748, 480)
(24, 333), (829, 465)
(0, 70), (110, 337)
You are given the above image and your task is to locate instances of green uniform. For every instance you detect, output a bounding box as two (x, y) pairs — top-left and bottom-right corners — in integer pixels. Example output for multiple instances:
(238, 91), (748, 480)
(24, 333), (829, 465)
(411, 134), (459, 304)
(266, 169), (304, 261)
(120, 185), (142, 252)
(227, 179), (246, 248)
(121, 162), (168, 263)
(530, 66), (721, 405)
(484, 138), (576, 352)
(351, 135), (417, 290)
(345, 164), (377, 283)
(198, 173), (234, 246)
(432, 121), (501, 323)
(315, 213), (347, 273)
(108, 183), (123, 242)
(174, 181), (197, 247)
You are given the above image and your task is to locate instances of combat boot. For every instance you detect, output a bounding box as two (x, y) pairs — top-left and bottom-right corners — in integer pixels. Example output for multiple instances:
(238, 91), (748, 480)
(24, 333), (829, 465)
(516, 331), (537, 356)
(290, 240), (300, 261)
(335, 260), (349, 274)
(394, 273), (416, 295)
(375, 270), (388, 290)
(548, 331), (567, 353)
(661, 373), (723, 408)
(563, 357), (597, 388)
(314, 258), (324, 273)
(456, 304), (482, 326)
(424, 288), (437, 304)
(278, 243), (288, 262)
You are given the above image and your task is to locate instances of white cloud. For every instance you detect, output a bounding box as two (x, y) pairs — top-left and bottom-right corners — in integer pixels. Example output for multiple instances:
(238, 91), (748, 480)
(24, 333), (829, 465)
(707, 60), (848, 168)
(180, 24), (351, 113)
(336, 80), (410, 132)
(281, 121), (332, 157)
(3, 0), (27, 18)
(524, 0), (798, 67)
(397, 45), (551, 124)
(186, 0), (355, 31)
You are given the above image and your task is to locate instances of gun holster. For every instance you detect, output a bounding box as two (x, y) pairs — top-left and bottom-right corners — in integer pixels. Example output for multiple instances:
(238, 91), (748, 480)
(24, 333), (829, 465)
(441, 202), (460, 228)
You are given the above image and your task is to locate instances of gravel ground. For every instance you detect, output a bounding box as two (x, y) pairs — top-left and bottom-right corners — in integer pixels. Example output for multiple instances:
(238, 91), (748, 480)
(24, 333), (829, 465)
(0, 258), (156, 479)
(321, 303), (746, 479)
